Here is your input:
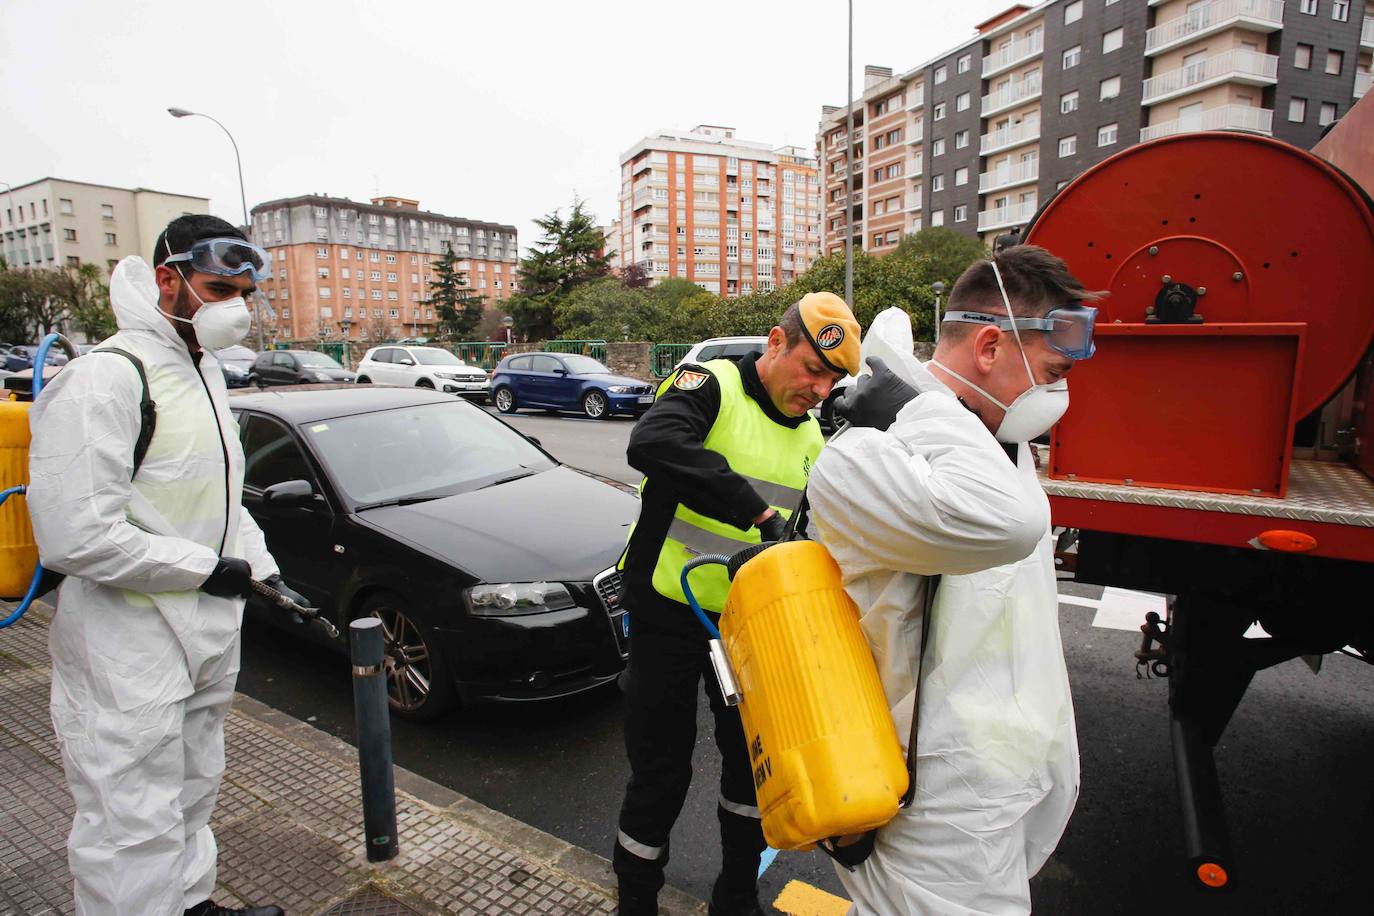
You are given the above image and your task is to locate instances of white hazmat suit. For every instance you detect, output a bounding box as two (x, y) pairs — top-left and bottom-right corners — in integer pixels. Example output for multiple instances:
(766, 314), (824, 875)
(809, 309), (1079, 915)
(27, 256), (278, 915)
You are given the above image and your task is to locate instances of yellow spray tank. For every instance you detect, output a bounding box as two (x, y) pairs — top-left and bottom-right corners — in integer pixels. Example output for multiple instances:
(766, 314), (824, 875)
(0, 399), (37, 601)
(683, 539), (907, 851)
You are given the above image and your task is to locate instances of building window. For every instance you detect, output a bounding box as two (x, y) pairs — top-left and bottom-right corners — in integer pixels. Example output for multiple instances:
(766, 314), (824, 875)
(59, 198), (73, 215)
(1061, 90), (1080, 113)
(1099, 75), (1121, 101)
(934, 101), (946, 121)
(66, 256), (80, 267)
(872, 232), (885, 248)
(63, 228), (77, 241)
(387, 272), (397, 282)
(1326, 50), (1344, 75)
(371, 290), (382, 300)
(1059, 135), (1078, 157)
(343, 288), (351, 299)
(1064, 0), (1082, 24)
(388, 291), (398, 301)
(1289, 97), (1308, 122)
(104, 232), (117, 245)
(316, 246), (328, 258)
(955, 129), (969, 149)
(1063, 45), (1081, 69)
(318, 267), (329, 278)
(932, 137), (946, 156)
(389, 308), (399, 319)
(1300, 0), (1317, 11)
(1294, 44), (1312, 69)
(1319, 102), (1338, 125)
(101, 204), (114, 219)
(956, 92), (970, 112)
(957, 53), (971, 74)
(386, 254), (396, 264)
(319, 287), (332, 299)
(932, 174), (945, 192)
(370, 270), (381, 281)
(370, 251), (380, 261)
(1332, 0), (1349, 21)
(930, 210), (945, 227)
(954, 167), (969, 186)
(954, 205), (968, 223)
(1102, 28), (1123, 54)
(1098, 123), (1118, 146)
(934, 64), (947, 84)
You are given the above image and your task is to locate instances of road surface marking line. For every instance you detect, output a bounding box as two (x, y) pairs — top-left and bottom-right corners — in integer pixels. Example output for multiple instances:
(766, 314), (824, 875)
(1091, 586), (1167, 632)
(1058, 594), (1102, 609)
(772, 879), (852, 916)
(758, 846), (779, 876)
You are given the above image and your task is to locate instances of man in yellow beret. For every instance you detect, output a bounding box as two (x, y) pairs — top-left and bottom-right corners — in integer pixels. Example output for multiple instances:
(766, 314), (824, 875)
(612, 292), (860, 916)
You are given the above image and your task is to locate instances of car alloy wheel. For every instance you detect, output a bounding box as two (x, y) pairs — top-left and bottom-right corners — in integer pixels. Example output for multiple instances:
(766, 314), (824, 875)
(495, 386), (516, 413)
(416, 378), (434, 388)
(583, 390), (607, 420)
(360, 597), (452, 719)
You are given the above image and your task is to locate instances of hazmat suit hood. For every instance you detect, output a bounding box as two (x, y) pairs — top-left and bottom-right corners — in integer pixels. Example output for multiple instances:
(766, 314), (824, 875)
(109, 256), (220, 368)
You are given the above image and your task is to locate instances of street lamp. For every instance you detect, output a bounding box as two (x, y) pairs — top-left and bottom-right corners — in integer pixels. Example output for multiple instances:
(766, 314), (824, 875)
(931, 280), (946, 344)
(167, 106), (265, 350)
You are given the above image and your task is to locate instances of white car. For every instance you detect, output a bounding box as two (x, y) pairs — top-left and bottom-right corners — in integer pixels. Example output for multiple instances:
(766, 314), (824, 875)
(354, 345), (490, 400)
(673, 336), (768, 372)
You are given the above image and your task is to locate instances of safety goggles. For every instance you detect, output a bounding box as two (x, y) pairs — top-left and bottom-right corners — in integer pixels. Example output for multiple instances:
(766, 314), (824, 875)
(942, 305), (1098, 360)
(163, 237), (272, 282)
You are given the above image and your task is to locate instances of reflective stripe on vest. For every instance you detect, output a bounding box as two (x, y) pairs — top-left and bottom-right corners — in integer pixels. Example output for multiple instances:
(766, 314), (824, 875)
(649, 358), (822, 613)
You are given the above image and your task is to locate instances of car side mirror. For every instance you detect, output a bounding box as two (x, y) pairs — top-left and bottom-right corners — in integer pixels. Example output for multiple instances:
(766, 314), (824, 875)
(553, 368), (567, 376)
(261, 479), (318, 511)
(399, 357), (415, 366)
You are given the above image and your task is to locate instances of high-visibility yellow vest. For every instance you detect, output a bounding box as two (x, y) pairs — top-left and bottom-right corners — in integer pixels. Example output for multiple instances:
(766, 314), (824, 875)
(642, 358), (823, 613)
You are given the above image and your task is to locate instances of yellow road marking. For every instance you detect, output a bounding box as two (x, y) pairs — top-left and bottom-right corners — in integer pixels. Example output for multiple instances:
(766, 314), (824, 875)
(772, 878), (852, 915)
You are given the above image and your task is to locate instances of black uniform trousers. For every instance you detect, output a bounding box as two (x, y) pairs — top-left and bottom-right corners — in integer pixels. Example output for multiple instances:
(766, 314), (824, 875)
(613, 593), (767, 900)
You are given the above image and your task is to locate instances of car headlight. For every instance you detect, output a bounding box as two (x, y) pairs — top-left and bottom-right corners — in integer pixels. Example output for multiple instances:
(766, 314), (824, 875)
(435, 372), (462, 380)
(465, 581), (576, 616)
(313, 371), (333, 381)
(223, 364), (247, 378)
(609, 386), (634, 394)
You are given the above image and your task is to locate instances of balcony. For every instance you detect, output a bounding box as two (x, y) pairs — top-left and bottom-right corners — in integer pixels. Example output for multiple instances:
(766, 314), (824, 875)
(903, 192), (923, 213)
(1363, 16), (1373, 48)
(1141, 48), (1278, 105)
(906, 124), (925, 144)
(980, 117), (1041, 155)
(1356, 70), (1372, 99)
(1139, 103), (1273, 141)
(978, 200), (1038, 232)
(1145, 0), (1284, 58)
(906, 154), (923, 177)
(981, 74), (1042, 117)
(982, 30), (1044, 78)
(905, 87), (925, 110)
(979, 158), (1040, 194)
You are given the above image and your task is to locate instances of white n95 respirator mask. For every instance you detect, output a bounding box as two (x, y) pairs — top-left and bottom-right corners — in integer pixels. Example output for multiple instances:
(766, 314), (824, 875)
(164, 281), (252, 350)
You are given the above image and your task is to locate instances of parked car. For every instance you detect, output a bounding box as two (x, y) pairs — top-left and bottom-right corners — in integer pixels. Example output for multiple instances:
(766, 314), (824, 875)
(354, 345), (489, 400)
(215, 345), (258, 389)
(4, 344), (70, 373)
(490, 352), (654, 419)
(229, 384), (638, 718)
(249, 349), (355, 386)
(673, 336), (768, 372)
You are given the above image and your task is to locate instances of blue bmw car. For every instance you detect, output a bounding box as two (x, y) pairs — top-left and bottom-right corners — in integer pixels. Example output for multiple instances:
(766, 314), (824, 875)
(490, 352), (655, 420)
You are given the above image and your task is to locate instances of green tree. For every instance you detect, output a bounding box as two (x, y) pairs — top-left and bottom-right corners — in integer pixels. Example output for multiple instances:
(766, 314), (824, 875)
(0, 264), (66, 341)
(50, 263), (116, 341)
(510, 199), (612, 340)
(893, 226), (989, 289)
(427, 242), (485, 340)
(554, 277), (652, 341)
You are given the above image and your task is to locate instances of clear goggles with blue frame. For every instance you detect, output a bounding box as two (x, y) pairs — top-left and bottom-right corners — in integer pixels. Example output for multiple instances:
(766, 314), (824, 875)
(163, 237), (272, 283)
(941, 305), (1098, 360)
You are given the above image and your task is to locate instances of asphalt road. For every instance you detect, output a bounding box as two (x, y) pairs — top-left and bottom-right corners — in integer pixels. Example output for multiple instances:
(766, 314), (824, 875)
(237, 411), (1374, 914)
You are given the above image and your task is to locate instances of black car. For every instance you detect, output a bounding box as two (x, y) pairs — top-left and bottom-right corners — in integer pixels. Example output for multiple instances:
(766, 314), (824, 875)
(230, 385), (638, 718)
(250, 349), (355, 386)
(216, 345), (257, 389)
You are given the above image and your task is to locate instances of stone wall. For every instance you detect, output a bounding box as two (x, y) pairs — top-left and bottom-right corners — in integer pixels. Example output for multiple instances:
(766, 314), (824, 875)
(606, 342), (652, 380)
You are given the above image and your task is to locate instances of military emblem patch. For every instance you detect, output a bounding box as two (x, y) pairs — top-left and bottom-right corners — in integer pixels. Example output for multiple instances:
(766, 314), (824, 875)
(674, 370), (709, 391)
(815, 323), (845, 350)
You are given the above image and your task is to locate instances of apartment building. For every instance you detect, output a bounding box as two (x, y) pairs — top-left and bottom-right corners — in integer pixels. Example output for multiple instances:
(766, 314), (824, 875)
(2, 177), (208, 275)
(616, 125), (822, 297)
(250, 195), (517, 342)
(819, 0), (1374, 251)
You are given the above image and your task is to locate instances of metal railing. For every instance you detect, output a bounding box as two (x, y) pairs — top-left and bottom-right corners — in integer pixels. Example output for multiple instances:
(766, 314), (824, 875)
(1355, 70), (1372, 99)
(650, 344), (692, 378)
(982, 30), (1045, 77)
(1364, 16), (1373, 47)
(1145, 0), (1284, 56)
(1141, 48), (1278, 105)
(981, 75), (1042, 117)
(977, 200), (1038, 232)
(1139, 104), (1273, 141)
(979, 158), (1040, 193)
(451, 341), (508, 370)
(546, 339), (608, 362)
(980, 118), (1041, 155)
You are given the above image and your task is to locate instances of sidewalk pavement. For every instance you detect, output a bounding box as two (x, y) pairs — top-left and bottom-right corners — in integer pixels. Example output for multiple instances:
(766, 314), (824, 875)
(0, 605), (704, 915)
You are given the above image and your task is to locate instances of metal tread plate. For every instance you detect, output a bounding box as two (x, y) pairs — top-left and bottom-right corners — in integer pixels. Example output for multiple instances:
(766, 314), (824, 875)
(1039, 459), (1374, 527)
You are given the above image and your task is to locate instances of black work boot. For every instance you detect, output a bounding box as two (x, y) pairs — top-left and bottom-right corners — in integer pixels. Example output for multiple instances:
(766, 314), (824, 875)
(184, 901), (285, 916)
(615, 879), (658, 916)
(707, 873), (764, 916)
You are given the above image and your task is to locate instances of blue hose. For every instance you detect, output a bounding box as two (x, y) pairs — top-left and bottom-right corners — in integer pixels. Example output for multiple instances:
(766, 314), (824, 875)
(680, 553), (732, 639)
(0, 332), (77, 629)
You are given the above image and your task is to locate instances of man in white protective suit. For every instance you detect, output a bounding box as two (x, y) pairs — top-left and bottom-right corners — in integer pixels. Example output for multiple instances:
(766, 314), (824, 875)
(28, 214), (301, 916)
(808, 245), (1100, 915)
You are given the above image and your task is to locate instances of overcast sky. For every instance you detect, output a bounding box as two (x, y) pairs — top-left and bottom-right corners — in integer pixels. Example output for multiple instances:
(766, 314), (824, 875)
(2, 0), (1015, 255)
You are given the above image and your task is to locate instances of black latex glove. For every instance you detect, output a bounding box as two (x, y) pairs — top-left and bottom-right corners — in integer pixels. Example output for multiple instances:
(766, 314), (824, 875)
(756, 512), (788, 543)
(265, 574), (311, 625)
(201, 557), (253, 599)
(831, 357), (919, 431)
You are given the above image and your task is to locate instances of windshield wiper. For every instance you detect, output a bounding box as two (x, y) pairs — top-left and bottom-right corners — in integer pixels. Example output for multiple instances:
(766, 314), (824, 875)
(481, 471), (535, 490)
(355, 495), (444, 511)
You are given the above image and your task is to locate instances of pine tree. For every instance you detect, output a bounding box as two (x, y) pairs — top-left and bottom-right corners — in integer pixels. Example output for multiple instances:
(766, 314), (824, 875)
(427, 242), (486, 340)
(507, 199), (612, 340)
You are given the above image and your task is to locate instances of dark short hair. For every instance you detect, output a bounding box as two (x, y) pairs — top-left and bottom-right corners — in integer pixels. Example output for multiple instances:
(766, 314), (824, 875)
(940, 244), (1101, 342)
(152, 214), (248, 268)
(778, 301), (805, 349)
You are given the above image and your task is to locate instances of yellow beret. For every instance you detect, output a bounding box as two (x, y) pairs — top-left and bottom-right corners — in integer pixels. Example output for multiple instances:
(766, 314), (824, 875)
(797, 292), (861, 376)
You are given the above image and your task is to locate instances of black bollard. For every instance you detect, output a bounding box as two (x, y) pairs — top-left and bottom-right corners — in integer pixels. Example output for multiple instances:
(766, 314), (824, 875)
(350, 617), (399, 862)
